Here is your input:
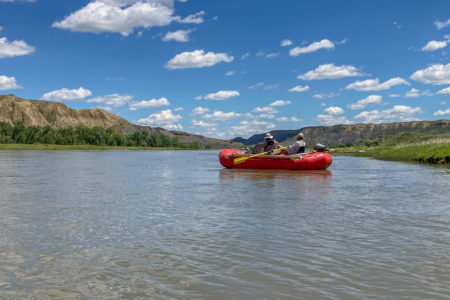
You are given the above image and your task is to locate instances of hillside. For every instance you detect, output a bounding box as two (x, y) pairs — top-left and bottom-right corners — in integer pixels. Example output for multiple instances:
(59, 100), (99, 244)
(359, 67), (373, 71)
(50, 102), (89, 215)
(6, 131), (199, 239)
(0, 94), (241, 148)
(233, 120), (450, 146)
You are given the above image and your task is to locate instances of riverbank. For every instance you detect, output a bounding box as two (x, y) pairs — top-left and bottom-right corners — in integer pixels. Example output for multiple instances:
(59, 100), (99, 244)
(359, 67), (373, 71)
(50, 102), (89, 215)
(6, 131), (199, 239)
(334, 138), (450, 166)
(0, 144), (188, 151)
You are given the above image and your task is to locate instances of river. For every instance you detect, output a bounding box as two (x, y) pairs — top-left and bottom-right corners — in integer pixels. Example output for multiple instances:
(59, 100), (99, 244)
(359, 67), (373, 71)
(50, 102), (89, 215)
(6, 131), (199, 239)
(0, 150), (449, 299)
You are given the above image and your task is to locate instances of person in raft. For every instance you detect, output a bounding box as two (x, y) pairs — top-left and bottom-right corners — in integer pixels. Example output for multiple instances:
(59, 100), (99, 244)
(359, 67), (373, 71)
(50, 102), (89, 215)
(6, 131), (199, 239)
(280, 132), (306, 155)
(245, 132), (280, 154)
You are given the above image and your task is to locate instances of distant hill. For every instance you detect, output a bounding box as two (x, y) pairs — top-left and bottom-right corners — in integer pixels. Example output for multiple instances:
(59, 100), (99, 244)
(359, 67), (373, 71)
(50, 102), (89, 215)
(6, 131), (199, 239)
(0, 94), (242, 148)
(232, 120), (450, 146)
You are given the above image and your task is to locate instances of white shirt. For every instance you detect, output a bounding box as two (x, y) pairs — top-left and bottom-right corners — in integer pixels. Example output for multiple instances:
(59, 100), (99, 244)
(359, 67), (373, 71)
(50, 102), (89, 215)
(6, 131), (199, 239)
(287, 140), (306, 155)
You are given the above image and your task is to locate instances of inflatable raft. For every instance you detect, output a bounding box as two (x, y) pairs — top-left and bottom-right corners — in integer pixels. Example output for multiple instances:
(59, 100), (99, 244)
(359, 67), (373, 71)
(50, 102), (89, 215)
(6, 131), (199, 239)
(219, 149), (332, 170)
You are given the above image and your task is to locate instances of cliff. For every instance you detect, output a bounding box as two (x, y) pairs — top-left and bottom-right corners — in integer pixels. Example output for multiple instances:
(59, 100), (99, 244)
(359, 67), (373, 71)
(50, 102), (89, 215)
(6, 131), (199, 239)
(233, 120), (450, 146)
(0, 94), (241, 148)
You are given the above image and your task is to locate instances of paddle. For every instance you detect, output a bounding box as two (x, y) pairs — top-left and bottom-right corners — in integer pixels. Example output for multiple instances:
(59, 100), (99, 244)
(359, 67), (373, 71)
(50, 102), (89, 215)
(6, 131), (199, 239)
(234, 146), (288, 165)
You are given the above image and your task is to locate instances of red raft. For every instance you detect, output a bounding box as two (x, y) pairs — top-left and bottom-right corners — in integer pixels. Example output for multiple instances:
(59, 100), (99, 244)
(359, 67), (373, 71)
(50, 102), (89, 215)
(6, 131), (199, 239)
(219, 149), (332, 170)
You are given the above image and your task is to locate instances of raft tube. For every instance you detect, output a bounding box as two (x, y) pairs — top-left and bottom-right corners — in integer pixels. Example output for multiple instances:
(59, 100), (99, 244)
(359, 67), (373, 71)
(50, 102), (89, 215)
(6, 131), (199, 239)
(219, 149), (332, 170)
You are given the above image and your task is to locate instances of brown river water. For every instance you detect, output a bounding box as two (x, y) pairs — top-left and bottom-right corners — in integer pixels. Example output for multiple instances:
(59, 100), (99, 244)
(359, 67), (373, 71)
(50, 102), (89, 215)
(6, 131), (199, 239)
(0, 150), (449, 299)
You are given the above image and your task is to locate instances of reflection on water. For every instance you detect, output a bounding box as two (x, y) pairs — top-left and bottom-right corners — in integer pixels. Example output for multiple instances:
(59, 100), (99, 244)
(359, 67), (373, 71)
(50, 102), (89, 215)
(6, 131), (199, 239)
(0, 151), (449, 299)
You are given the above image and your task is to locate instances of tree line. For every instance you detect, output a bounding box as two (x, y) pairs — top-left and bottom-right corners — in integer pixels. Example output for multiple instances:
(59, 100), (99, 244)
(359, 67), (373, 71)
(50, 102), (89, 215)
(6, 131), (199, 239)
(0, 122), (204, 149)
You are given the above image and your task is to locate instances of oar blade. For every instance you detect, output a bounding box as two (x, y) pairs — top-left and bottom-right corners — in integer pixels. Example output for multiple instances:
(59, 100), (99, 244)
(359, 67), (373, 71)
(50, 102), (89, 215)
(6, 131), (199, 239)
(234, 156), (249, 165)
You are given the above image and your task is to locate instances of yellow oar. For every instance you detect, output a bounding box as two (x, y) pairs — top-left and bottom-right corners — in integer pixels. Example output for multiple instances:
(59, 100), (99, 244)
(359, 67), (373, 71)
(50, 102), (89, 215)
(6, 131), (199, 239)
(234, 146), (288, 165)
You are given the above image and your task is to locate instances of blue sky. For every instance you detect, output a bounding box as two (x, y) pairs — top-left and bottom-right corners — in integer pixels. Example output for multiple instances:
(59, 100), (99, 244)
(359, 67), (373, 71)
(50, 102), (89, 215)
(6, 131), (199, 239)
(0, 0), (450, 139)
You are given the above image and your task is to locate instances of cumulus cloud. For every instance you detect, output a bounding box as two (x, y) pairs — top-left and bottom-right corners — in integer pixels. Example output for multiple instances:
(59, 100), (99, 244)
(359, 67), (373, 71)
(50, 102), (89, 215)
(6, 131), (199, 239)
(0, 75), (21, 90)
(203, 110), (240, 121)
(252, 106), (278, 115)
(190, 106), (209, 115)
(289, 39), (334, 56)
(240, 52), (250, 60)
(225, 70), (235, 76)
(52, 0), (177, 36)
(280, 39), (293, 47)
(288, 85), (309, 92)
(324, 106), (344, 115)
(230, 120), (276, 138)
(165, 49), (233, 69)
(346, 77), (409, 91)
(191, 119), (216, 127)
(256, 51), (279, 59)
(87, 93), (132, 108)
(436, 86), (450, 94)
(0, 37), (35, 59)
(434, 18), (450, 30)
(196, 90), (239, 100)
(405, 88), (432, 98)
(129, 97), (169, 110)
(410, 63), (450, 85)
(354, 105), (422, 123)
(137, 109), (182, 130)
(276, 116), (301, 122)
(422, 40), (447, 51)
(269, 100), (291, 107)
(348, 95), (382, 110)
(41, 87), (92, 101)
(298, 64), (363, 80)
(434, 108), (450, 116)
(313, 92), (339, 99)
(162, 29), (193, 42)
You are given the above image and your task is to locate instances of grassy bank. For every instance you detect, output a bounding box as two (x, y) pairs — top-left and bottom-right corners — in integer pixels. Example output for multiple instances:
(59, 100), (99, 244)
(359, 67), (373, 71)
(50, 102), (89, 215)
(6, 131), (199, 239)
(335, 137), (450, 166)
(0, 144), (188, 151)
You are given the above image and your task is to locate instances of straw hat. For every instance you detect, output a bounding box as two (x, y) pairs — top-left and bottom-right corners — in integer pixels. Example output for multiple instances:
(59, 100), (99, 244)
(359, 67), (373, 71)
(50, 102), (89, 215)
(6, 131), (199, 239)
(265, 132), (273, 140)
(297, 133), (304, 138)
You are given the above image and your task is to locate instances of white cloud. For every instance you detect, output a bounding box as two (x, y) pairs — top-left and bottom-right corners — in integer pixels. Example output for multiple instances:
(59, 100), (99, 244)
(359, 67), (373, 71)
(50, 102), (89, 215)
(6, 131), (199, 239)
(191, 119), (215, 127)
(241, 52), (250, 60)
(197, 90), (240, 100)
(434, 18), (450, 30)
(0, 0), (35, 2)
(0, 37), (35, 58)
(276, 116), (301, 122)
(249, 82), (264, 90)
(436, 86), (450, 94)
(289, 39), (334, 56)
(288, 85), (309, 92)
(405, 88), (432, 98)
(389, 94), (400, 98)
(312, 92), (338, 99)
(410, 63), (450, 85)
(225, 70), (235, 76)
(348, 95), (382, 110)
(0, 26), (3, 32)
(346, 77), (409, 91)
(203, 110), (240, 121)
(52, 0), (176, 36)
(87, 93), (132, 107)
(0, 75), (20, 90)
(174, 107), (183, 111)
(280, 39), (293, 47)
(256, 51), (279, 58)
(129, 97), (169, 110)
(41, 87), (92, 101)
(230, 120), (276, 138)
(434, 108), (450, 116)
(298, 64), (363, 80)
(354, 105), (422, 124)
(165, 49), (233, 69)
(252, 106), (278, 114)
(269, 100), (291, 106)
(422, 40), (447, 51)
(137, 109), (182, 129)
(324, 106), (344, 115)
(190, 106), (209, 115)
(316, 114), (352, 126)
(175, 10), (205, 24)
(162, 29), (192, 42)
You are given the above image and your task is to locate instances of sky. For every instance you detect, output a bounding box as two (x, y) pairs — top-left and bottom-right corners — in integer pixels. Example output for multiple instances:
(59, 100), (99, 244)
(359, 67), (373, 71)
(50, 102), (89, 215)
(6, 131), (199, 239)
(0, 0), (450, 139)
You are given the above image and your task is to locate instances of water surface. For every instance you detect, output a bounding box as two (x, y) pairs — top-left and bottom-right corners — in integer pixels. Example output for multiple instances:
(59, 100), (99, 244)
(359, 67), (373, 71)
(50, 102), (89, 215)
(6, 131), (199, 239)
(0, 151), (449, 299)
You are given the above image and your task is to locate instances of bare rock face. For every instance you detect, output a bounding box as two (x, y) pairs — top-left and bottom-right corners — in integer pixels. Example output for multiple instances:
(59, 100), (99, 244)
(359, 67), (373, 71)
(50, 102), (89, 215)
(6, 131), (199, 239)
(0, 94), (242, 148)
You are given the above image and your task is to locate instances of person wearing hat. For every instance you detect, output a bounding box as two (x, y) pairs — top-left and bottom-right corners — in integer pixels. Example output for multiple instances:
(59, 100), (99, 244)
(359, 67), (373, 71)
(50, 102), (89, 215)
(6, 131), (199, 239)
(245, 132), (280, 154)
(280, 132), (306, 155)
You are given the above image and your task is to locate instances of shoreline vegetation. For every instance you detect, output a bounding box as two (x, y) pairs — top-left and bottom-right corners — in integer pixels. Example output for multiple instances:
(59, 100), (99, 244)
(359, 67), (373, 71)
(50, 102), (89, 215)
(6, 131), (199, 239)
(0, 121), (208, 150)
(334, 135), (450, 166)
